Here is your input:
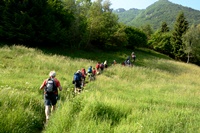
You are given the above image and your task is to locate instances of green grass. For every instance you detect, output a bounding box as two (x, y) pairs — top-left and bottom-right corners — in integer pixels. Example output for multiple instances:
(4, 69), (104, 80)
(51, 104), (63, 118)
(0, 45), (200, 133)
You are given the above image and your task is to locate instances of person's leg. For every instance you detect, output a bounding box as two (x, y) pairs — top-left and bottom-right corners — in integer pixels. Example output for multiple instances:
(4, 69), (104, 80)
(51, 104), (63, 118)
(52, 105), (56, 112)
(44, 95), (51, 121)
(74, 82), (77, 93)
(51, 95), (57, 112)
(77, 81), (81, 93)
(45, 105), (51, 120)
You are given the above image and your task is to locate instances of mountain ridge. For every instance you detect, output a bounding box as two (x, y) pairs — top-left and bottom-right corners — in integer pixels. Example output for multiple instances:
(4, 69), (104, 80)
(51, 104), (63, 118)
(114, 0), (200, 30)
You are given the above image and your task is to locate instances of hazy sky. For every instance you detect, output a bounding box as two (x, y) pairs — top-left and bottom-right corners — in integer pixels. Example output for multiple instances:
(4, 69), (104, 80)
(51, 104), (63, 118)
(93, 0), (200, 11)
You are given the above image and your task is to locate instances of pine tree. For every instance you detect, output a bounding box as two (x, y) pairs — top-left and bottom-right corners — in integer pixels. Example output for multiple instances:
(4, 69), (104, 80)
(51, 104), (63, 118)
(161, 22), (169, 33)
(171, 12), (189, 60)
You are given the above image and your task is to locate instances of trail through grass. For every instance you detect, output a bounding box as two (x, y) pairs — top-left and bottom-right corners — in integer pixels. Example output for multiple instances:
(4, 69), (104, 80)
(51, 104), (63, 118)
(0, 45), (200, 133)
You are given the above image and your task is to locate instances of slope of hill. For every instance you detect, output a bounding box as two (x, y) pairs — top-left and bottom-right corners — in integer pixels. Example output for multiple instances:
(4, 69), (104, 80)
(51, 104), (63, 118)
(114, 0), (200, 30)
(0, 45), (200, 133)
(113, 8), (143, 24)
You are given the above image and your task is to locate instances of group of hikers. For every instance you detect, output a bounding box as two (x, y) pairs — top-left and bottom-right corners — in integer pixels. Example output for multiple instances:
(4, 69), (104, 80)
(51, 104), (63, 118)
(122, 52), (136, 66)
(39, 52), (136, 123)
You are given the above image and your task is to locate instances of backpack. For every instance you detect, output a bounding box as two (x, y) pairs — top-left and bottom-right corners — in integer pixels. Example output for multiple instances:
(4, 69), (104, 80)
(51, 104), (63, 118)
(100, 63), (104, 68)
(96, 64), (100, 69)
(45, 78), (57, 93)
(88, 67), (92, 73)
(74, 73), (81, 81)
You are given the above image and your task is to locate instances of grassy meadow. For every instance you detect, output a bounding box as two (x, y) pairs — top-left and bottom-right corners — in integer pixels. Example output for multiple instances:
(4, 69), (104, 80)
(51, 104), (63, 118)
(0, 45), (200, 133)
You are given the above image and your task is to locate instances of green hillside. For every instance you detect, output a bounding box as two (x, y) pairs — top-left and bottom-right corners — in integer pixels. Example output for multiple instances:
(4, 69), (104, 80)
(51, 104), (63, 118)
(0, 45), (200, 133)
(114, 0), (200, 30)
(113, 8), (143, 25)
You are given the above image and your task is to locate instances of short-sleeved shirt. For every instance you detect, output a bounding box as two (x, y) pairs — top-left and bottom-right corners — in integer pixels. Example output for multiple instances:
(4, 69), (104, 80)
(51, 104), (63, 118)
(41, 78), (61, 95)
(96, 63), (100, 69)
(41, 78), (61, 106)
(92, 70), (96, 75)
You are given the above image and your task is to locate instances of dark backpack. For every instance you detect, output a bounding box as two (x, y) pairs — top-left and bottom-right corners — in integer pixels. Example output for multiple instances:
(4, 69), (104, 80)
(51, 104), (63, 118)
(100, 63), (104, 68)
(45, 78), (57, 93)
(74, 73), (81, 81)
(88, 67), (92, 73)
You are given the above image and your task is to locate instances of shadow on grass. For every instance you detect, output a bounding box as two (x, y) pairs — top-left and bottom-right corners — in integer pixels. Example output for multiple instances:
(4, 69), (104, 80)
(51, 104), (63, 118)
(39, 46), (188, 75)
(38, 46), (131, 66)
(0, 43), (186, 75)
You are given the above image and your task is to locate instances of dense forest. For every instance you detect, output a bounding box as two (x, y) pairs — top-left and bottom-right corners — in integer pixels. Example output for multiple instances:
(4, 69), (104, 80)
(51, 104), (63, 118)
(0, 0), (147, 50)
(0, 0), (200, 65)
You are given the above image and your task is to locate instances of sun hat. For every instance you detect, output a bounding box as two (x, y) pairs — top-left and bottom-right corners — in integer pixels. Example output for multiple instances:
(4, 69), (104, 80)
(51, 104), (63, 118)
(49, 71), (56, 77)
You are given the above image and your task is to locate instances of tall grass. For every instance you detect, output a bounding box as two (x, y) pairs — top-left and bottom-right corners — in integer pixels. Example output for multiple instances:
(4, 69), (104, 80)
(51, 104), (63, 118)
(0, 45), (200, 133)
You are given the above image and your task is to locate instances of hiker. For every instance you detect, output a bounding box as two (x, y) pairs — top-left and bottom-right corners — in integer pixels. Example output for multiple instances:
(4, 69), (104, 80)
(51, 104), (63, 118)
(81, 68), (87, 86)
(73, 70), (82, 93)
(92, 67), (97, 80)
(40, 71), (62, 122)
(112, 60), (117, 65)
(96, 62), (101, 74)
(131, 52), (136, 62)
(100, 62), (104, 72)
(126, 56), (131, 66)
(104, 60), (108, 68)
(87, 66), (93, 80)
(87, 66), (93, 74)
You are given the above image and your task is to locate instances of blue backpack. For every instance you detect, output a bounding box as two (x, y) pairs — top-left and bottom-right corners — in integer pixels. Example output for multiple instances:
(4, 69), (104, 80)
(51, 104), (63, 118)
(74, 73), (81, 81)
(88, 67), (92, 73)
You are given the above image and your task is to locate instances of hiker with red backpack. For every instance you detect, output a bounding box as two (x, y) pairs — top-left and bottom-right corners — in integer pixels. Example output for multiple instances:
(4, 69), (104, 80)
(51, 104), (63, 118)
(81, 68), (87, 86)
(92, 67), (97, 80)
(40, 71), (62, 122)
(96, 62), (101, 74)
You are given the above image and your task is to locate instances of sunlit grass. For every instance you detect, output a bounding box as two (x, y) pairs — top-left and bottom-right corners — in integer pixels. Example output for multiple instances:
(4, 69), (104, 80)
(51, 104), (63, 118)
(0, 45), (200, 133)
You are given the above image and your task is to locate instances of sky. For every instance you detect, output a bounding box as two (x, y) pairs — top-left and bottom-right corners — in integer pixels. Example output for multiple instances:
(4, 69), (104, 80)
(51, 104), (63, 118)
(97, 0), (200, 11)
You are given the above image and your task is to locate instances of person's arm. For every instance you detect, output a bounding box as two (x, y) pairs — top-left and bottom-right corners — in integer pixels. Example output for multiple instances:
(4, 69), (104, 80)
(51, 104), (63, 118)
(58, 86), (62, 91)
(40, 80), (46, 90)
(56, 79), (62, 91)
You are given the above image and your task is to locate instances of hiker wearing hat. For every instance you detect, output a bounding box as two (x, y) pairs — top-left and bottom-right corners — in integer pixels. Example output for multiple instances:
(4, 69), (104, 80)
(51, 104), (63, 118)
(40, 71), (62, 122)
(73, 70), (82, 93)
(131, 52), (136, 62)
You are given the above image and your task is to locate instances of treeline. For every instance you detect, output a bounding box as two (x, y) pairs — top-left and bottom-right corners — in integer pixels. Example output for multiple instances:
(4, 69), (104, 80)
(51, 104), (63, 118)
(148, 12), (200, 65)
(0, 0), (199, 65)
(0, 0), (147, 49)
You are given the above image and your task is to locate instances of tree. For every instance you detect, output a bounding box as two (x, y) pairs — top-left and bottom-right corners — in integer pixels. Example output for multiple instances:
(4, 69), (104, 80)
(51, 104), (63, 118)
(148, 21), (172, 56)
(183, 24), (200, 64)
(140, 24), (154, 40)
(88, 0), (120, 49)
(1, 0), (74, 47)
(125, 26), (147, 49)
(62, 0), (92, 49)
(160, 21), (169, 33)
(171, 12), (189, 60)
(148, 30), (172, 56)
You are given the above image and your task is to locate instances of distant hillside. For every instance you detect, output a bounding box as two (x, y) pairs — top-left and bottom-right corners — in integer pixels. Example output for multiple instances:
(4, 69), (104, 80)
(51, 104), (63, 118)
(114, 0), (200, 30)
(113, 8), (143, 24)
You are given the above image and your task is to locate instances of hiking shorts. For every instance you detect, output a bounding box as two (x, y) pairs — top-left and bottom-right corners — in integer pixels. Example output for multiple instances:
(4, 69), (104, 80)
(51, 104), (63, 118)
(75, 81), (81, 88)
(44, 93), (57, 106)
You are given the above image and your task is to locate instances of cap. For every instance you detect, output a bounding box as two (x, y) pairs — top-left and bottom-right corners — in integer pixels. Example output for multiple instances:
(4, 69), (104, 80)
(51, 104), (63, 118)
(77, 70), (81, 73)
(49, 71), (56, 77)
